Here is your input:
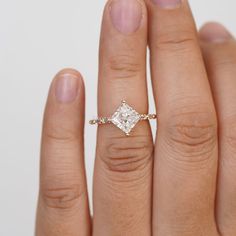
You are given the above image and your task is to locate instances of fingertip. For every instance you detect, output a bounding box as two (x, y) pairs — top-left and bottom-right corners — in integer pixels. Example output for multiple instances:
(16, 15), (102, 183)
(109, 0), (143, 34)
(52, 68), (85, 103)
(199, 22), (233, 43)
(54, 68), (85, 89)
(103, 0), (147, 36)
(55, 68), (83, 80)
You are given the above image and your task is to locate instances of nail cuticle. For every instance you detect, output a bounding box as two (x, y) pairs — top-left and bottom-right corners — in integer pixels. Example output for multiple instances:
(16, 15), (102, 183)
(200, 23), (233, 43)
(152, 0), (182, 9)
(109, 0), (143, 35)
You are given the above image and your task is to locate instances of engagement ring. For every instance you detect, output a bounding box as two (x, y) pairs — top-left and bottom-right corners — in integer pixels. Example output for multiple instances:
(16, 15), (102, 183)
(89, 100), (157, 136)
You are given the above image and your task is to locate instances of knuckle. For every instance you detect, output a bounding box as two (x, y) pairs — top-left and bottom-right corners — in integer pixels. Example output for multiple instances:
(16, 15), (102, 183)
(211, 53), (236, 71)
(216, 56), (236, 68)
(98, 135), (153, 173)
(107, 54), (142, 80)
(155, 28), (197, 53)
(41, 183), (84, 210)
(43, 126), (78, 144)
(223, 117), (236, 153)
(163, 108), (217, 163)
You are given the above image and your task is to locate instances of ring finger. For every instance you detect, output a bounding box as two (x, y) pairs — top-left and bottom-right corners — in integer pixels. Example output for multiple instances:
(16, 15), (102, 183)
(92, 0), (153, 235)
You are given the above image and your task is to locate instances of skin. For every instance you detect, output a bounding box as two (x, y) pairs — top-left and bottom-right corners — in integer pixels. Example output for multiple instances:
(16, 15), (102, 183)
(36, 0), (236, 235)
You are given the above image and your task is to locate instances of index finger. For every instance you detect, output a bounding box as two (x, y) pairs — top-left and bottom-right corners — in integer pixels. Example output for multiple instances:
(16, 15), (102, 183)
(36, 70), (91, 236)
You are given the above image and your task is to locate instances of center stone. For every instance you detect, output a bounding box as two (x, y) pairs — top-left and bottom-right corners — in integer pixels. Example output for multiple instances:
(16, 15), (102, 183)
(111, 101), (141, 135)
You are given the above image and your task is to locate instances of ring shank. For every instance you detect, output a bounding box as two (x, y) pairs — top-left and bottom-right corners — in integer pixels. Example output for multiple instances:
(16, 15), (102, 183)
(89, 114), (157, 125)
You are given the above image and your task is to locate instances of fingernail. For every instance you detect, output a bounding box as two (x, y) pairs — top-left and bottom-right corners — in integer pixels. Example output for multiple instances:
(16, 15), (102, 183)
(110, 0), (142, 34)
(55, 74), (79, 103)
(152, 0), (181, 9)
(200, 23), (232, 43)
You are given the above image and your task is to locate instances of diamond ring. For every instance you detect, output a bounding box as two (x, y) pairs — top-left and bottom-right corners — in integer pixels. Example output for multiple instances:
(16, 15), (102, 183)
(89, 100), (157, 136)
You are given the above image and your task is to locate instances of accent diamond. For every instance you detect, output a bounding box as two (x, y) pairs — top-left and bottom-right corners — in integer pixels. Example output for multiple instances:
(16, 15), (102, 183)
(111, 101), (141, 135)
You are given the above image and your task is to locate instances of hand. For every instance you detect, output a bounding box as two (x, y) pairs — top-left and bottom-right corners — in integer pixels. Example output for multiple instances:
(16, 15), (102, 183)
(35, 0), (236, 235)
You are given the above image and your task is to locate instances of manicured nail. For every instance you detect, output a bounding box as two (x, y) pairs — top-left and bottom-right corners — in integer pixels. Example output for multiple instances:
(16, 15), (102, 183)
(152, 0), (181, 9)
(110, 0), (142, 34)
(200, 23), (232, 43)
(55, 74), (79, 103)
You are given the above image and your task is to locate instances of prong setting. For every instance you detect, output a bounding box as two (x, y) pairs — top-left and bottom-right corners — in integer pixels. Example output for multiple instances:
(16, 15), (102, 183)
(111, 101), (141, 135)
(89, 100), (157, 136)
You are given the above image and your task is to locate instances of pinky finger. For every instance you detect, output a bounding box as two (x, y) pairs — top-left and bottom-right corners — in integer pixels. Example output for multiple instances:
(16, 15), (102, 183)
(200, 23), (236, 235)
(36, 69), (91, 236)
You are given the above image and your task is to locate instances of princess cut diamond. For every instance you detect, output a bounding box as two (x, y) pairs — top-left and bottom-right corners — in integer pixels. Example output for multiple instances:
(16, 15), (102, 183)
(111, 101), (141, 135)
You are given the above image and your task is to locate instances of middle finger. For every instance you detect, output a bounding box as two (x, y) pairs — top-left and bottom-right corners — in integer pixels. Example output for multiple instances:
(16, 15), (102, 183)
(145, 0), (219, 235)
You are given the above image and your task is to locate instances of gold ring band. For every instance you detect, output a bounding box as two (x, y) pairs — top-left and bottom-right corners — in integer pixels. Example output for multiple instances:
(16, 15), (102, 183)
(89, 114), (157, 125)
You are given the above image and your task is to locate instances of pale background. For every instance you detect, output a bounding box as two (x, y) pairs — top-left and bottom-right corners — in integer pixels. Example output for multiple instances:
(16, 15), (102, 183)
(0, 0), (235, 235)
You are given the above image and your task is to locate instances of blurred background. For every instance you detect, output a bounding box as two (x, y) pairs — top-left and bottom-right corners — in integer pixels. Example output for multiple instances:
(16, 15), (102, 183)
(0, 0), (235, 235)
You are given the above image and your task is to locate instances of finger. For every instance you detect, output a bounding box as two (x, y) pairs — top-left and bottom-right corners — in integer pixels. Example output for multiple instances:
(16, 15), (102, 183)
(145, 0), (219, 235)
(200, 22), (236, 236)
(36, 69), (91, 236)
(93, 0), (153, 235)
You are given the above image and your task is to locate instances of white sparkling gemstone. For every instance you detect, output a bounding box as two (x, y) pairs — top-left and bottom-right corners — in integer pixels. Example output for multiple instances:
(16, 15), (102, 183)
(111, 102), (141, 135)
